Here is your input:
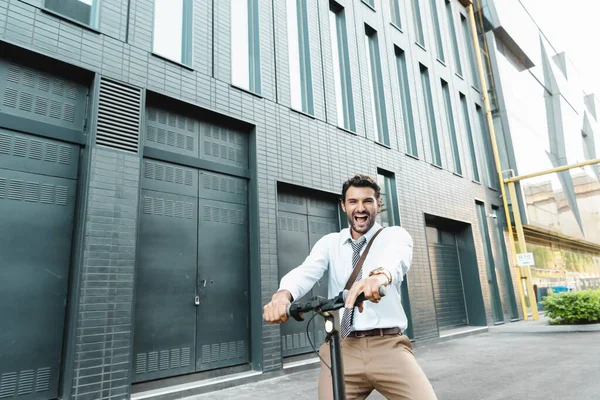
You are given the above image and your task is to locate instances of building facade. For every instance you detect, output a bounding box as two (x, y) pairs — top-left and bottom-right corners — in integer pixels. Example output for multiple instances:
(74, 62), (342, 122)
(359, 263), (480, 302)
(478, 0), (600, 291)
(0, 0), (520, 399)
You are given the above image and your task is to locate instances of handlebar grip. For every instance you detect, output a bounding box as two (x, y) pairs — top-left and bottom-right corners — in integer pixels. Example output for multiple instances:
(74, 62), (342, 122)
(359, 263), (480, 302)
(342, 285), (387, 303)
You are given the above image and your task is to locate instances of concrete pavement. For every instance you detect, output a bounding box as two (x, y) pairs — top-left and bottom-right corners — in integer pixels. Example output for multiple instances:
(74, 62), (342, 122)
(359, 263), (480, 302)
(185, 332), (600, 400)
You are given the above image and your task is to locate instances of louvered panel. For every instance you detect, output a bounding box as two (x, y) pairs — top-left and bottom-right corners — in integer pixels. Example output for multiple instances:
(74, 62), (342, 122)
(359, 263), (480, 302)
(96, 77), (141, 153)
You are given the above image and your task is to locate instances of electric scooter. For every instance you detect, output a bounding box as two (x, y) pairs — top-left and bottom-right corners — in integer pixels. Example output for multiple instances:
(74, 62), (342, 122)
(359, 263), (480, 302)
(286, 286), (386, 400)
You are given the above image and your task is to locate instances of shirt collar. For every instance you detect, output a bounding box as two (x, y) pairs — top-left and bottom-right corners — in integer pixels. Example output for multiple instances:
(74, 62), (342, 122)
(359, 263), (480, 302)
(340, 222), (383, 246)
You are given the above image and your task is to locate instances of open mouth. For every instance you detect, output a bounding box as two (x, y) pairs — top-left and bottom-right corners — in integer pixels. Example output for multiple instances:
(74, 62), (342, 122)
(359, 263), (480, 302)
(354, 215), (369, 225)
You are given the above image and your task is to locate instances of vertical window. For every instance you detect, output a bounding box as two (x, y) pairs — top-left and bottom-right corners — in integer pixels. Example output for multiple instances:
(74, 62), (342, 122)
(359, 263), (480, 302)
(461, 14), (479, 87)
(395, 47), (417, 156)
(377, 170), (400, 227)
(287, 0), (313, 114)
(329, 2), (355, 131)
(152, 0), (193, 66)
(45, 0), (99, 27)
(460, 93), (479, 182)
(429, 0), (445, 62)
(441, 80), (462, 174)
(365, 25), (389, 145)
(231, 0), (261, 93)
(411, 0), (425, 46)
(445, 0), (463, 76)
(389, 0), (402, 28)
(419, 64), (441, 166)
(476, 105), (498, 188)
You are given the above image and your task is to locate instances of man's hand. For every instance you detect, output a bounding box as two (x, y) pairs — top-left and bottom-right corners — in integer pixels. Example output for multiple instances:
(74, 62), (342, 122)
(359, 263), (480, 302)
(263, 290), (293, 324)
(344, 274), (389, 313)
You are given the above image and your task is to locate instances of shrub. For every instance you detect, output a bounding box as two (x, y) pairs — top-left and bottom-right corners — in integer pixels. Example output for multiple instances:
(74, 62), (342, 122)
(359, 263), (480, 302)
(541, 289), (600, 325)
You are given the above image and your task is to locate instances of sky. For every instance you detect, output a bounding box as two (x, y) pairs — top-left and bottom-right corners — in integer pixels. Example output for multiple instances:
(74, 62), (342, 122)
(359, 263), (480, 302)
(521, 0), (600, 98)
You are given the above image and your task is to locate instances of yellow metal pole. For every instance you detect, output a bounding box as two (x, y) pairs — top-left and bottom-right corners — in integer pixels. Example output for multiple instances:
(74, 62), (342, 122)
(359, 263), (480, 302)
(467, 5), (529, 320)
(507, 181), (540, 320)
(505, 157), (600, 183)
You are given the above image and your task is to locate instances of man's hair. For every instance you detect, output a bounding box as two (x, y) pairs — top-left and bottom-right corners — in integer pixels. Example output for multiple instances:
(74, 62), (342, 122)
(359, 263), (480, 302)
(341, 174), (381, 201)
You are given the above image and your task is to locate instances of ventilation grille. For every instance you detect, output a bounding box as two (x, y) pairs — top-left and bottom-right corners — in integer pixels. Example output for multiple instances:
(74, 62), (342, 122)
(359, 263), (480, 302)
(143, 196), (194, 219)
(279, 216), (306, 233)
(0, 367), (51, 398)
(0, 132), (73, 165)
(1, 62), (80, 128)
(135, 347), (191, 375)
(203, 205), (244, 225)
(0, 177), (69, 206)
(200, 341), (245, 365)
(96, 77), (141, 153)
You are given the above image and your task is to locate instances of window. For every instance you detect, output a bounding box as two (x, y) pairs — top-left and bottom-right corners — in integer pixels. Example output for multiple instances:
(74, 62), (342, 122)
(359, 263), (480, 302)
(476, 105), (498, 188)
(389, 0), (402, 28)
(363, 0), (375, 8)
(45, 0), (99, 27)
(445, 0), (463, 76)
(460, 93), (479, 181)
(377, 171), (400, 227)
(395, 47), (417, 156)
(330, 2), (355, 131)
(288, 0), (313, 114)
(429, 0), (444, 62)
(441, 80), (461, 174)
(231, 0), (261, 93)
(419, 64), (441, 166)
(365, 25), (389, 145)
(411, 0), (425, 46)
(461, 14), (479, 87)
(152, 0), (193, 66)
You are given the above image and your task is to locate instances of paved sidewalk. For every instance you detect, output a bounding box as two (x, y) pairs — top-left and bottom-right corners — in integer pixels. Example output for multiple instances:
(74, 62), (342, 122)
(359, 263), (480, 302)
(186, 332), (600, 400)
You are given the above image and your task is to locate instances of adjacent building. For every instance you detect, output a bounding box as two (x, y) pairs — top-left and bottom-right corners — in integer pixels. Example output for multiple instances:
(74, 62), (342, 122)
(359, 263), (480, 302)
(478, 0), (600, 291)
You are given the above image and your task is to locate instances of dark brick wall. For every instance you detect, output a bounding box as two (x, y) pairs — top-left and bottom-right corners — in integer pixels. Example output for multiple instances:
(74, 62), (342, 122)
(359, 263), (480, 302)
(0, 0), (522, 395)
(71, 147), (140, 400)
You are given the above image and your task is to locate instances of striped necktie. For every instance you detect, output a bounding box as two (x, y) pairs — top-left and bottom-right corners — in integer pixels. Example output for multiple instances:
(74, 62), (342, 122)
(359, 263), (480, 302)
(340, 236), (367, 340)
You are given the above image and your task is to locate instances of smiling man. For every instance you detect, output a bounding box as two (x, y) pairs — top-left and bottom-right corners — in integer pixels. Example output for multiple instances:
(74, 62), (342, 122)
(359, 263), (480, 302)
(263, 174), (437, 399)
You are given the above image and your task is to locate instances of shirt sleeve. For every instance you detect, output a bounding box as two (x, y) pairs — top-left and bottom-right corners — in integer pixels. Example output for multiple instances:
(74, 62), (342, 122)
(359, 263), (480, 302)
(378, 227), (413, 284)
(278, 234), (331, 302)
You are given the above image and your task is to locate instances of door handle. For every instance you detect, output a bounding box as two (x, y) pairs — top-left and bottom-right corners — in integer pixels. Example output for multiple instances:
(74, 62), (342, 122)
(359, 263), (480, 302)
(201, 280), (207, 288)
(194, 296), (200, 306)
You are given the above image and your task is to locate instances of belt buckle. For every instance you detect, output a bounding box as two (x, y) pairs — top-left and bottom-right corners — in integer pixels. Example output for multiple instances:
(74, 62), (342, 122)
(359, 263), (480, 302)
(354, 330), (367, 338)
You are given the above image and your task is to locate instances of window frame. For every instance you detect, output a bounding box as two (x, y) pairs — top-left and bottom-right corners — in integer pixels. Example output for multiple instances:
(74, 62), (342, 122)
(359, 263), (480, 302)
(419, 63), (442, 167)
(445, 0), (463, 77)
(395, 46), (418, 157)
(441, 79), (462, 175)
(231, 0), (262, 94)
(460, 92), (480, 182)
(43, 0), (101, 29)
(429, 0), (445, 62)
(365, 25), (390, 146)
(329, 2), (356, 132)
(376, 169), (401, 227)
(151, 0), (194, 67)
(287, 0), (314, 115)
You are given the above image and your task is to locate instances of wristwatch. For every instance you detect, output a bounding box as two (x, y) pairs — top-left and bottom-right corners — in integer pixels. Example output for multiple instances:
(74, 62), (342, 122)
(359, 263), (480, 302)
(369, 267), (392, 284)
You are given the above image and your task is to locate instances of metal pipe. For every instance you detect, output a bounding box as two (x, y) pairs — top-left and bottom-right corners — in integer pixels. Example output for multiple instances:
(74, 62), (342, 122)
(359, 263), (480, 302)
(467, 4), (530, 320)
(505, 158), (600, 183)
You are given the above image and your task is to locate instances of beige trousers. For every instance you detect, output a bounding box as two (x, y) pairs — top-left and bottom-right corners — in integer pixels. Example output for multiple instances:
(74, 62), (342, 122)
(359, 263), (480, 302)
(318, 334), (437, 400)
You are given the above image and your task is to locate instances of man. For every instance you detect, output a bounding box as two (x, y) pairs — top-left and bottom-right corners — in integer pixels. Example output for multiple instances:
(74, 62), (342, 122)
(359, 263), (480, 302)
(264, 174), (437, 399)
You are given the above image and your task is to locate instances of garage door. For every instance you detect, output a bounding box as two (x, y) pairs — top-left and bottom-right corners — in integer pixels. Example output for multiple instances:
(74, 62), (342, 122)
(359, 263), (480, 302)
(427, 226), (468, 330)
(133, 159), (249, 382)
(0, 129), (79, 400)
(277, 187), (340, 357)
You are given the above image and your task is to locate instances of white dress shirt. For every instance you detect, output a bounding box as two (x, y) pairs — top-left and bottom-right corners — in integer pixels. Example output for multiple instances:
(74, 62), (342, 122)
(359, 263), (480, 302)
(279, 222), (413, 332)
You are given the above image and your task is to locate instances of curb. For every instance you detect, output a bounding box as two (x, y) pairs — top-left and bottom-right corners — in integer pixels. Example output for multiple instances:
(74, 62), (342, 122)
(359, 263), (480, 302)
(489, 324), (600, 333)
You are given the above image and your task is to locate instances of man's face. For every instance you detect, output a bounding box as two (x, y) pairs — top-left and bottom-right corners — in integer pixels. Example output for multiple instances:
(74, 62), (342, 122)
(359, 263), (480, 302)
(341, 186), (382, 238)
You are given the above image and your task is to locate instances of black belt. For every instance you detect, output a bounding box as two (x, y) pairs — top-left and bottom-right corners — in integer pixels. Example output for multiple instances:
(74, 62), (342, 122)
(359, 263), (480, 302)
(347, 327), (402, 338)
